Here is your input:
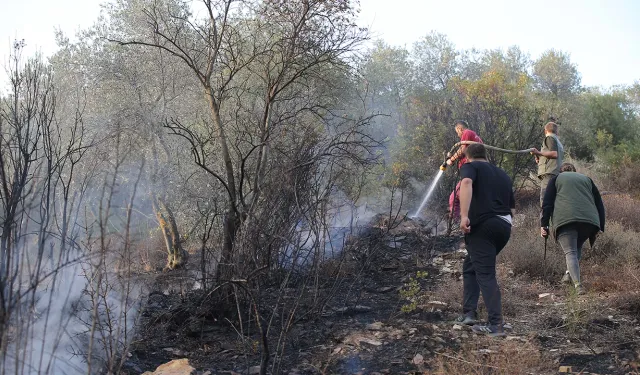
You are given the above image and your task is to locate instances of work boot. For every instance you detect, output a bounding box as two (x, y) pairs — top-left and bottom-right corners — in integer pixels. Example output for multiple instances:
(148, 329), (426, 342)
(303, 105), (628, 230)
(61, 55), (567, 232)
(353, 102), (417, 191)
(561, 271), (572, 285)
(574, 283), (586, 295)
(454, 312), (477, 326)
(471, 323), (506, 337)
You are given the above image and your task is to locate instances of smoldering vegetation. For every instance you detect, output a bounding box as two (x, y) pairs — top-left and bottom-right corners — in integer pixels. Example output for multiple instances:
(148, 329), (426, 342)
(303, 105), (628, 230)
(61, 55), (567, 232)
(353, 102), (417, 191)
(2, 0), (639, 374)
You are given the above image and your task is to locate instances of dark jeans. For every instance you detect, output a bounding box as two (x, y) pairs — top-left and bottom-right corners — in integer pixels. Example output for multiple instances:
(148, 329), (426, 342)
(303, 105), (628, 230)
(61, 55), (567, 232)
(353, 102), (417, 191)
(556, 222), (599, 286)
(462, 216), (512, 325)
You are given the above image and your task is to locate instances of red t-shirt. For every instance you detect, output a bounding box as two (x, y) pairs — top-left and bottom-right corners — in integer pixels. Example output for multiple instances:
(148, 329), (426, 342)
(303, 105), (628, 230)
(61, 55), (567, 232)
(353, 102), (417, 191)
(458, 129), (483, 168)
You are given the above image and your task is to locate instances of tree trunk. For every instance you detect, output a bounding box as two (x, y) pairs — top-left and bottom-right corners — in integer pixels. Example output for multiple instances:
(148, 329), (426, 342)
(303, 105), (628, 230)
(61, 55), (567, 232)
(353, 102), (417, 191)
(216, 209), (239, 283)
(153, 196), (185, 270)
(204, 87), (236, 204)
(203, 87), (244, 283)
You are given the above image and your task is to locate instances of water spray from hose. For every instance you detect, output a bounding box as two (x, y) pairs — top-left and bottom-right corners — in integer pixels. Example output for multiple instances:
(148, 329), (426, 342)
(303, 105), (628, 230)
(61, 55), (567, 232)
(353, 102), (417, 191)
(411, 142), (536, 218)
(410, 169), (444, 218)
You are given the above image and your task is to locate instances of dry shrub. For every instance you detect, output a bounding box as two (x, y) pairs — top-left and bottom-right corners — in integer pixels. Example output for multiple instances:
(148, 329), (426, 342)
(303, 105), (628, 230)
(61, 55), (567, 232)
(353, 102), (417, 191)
(587, 221), (638, 262)
(583, 265), (624, 292)
(575, 222), (639, 292)
(317, 257), (355, 279)
(607, 163), (640, 197)
(514, 188), (539, 210)
(602, 193), (640, 230)
(501, 201), (640, 285)
(428, 337), (554, 374)
(136, 229), (168, 272)
(499, 205), (564, 280)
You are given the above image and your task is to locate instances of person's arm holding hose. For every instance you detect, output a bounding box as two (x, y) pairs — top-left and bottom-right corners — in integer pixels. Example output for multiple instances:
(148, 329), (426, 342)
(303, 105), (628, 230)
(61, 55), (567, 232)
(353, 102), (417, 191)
(447, 145), (467, 166)
(532, 136), (558, 159)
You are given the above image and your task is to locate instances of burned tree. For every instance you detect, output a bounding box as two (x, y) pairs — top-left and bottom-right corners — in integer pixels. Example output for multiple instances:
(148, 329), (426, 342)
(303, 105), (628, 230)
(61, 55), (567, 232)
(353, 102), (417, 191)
(107, 0), (370, 281)
(0, 42), (92, 374)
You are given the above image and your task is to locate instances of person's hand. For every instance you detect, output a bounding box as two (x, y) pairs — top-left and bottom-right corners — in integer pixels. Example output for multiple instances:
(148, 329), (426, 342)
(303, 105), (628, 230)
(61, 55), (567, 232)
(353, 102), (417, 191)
(460, 216), (471, 234)
(540, 227), (549, 238)
(446, 159), (453, 166)
(531, 148), (542, 157)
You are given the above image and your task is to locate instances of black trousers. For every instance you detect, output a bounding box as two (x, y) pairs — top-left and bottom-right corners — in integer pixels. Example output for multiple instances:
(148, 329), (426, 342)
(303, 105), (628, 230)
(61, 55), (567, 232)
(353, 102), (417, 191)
(462, 216), (512, 325)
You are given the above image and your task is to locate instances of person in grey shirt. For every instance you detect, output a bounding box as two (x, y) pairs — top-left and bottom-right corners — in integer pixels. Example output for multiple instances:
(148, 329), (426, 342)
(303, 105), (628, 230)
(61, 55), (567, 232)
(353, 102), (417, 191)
(531, 122), (564, 207)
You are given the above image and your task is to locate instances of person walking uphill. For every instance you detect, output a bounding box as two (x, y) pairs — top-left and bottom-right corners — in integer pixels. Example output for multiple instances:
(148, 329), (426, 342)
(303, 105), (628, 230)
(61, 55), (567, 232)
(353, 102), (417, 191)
(532, 122), (564, 206)
(455, 144), (514, 337)
(541, 163), (605, 295)
(446, 120), (483, 219)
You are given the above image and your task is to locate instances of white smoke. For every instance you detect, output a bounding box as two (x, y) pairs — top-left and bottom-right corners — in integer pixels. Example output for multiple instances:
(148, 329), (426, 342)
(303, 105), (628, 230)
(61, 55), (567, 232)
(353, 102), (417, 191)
(5, 255), (143, 375)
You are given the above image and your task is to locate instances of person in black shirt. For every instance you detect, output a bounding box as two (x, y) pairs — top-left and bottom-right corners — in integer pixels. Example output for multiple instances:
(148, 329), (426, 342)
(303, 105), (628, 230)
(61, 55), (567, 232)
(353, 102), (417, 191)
(456, 144), (515, 337)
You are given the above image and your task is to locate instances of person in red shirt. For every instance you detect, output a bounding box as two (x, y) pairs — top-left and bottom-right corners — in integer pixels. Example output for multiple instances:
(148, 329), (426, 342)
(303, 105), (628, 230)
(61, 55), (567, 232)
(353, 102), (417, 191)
(446, 120), (483, 219)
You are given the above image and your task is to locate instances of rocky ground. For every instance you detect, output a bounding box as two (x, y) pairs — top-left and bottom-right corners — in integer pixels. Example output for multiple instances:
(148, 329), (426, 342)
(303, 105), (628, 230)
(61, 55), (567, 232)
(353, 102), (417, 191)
(125, 217), (640, 375)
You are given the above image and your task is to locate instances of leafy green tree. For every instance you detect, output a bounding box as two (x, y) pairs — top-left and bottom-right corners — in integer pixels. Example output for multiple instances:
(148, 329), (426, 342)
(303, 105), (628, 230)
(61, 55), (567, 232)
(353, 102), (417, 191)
(360, 41), (411, 140)
(533, 49), (581, 98)
(449, 70), (541, 185)
(413, 32), (459, 91)
(478, 46), (530, 84)
(584, 91), (638, 145)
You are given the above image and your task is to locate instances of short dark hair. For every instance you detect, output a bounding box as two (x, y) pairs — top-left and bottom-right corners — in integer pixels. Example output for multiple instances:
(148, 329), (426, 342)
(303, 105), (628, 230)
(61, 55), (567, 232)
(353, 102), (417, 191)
(465, 143), (487, 160)
(454, 120), (468, 129)
(560, 163), (576, 172)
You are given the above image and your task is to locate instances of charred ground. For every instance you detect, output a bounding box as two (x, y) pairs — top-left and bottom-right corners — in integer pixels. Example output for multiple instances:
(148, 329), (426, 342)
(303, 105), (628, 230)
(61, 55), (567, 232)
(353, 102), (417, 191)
(125, 200), (640, 375)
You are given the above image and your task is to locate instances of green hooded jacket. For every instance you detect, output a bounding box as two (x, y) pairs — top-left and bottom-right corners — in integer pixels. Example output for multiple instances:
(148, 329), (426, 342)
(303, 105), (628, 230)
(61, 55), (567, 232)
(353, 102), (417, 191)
(540, 172), (606, 246)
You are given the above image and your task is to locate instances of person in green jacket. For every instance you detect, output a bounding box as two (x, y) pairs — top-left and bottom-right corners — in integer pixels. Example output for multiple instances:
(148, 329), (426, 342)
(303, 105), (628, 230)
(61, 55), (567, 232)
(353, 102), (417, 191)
(532, 122), (564, 207)
(540, 163), (606, 295)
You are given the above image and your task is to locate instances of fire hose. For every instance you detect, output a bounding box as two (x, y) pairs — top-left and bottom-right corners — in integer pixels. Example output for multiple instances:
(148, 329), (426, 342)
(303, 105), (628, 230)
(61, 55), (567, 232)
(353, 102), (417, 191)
(440, 141), (536, 171)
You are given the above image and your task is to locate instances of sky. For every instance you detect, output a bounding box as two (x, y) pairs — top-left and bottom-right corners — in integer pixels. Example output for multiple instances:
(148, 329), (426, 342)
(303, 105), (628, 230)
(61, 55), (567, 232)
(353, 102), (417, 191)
(0, 0), (638, 88)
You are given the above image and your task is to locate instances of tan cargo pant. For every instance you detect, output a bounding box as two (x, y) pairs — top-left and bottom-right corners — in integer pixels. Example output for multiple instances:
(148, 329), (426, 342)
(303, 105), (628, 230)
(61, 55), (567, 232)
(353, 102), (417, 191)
(539, 174), (554, 207)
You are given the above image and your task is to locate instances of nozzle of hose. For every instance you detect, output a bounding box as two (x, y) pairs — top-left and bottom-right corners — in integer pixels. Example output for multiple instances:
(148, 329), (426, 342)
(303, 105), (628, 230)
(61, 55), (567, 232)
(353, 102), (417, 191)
(440, 162), (447, 171)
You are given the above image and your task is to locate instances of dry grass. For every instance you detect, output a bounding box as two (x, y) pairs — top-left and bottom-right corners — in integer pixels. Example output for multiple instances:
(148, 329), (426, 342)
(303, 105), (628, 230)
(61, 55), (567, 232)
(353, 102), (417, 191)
(422, 191), (640, 375)
(137, 230), (168, 272)
(579, 222), (640, 295)
(602, 193), (640, 230)
(428, 338), (555, 375)
(499, 205), (565, 280)
(427, 259), (547, 323)
(571, 159), (640, 196)
(500, 196), (640, 294)
(586, 221), (636, 261)
(607, 163), (640, 197)
(514, 188), (539, 210)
